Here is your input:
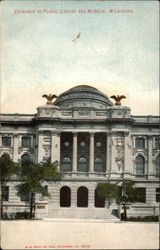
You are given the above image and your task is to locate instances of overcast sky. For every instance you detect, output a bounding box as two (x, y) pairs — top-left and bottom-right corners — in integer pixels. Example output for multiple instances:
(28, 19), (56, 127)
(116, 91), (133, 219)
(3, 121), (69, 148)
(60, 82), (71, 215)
(1, 0), (159, 115)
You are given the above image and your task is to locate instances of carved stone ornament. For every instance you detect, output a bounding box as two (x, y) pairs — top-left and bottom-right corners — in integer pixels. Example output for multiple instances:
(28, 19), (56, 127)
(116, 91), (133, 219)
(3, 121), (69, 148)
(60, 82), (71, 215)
(78, 111), (90, 116)
(96, 112), (107, 116)
(42, 94), (57, 105)
(110, 95), (126, 106)
(61, 112), (72, 116)
(43, 145), (51, 157)
(115, 157), (123, 168)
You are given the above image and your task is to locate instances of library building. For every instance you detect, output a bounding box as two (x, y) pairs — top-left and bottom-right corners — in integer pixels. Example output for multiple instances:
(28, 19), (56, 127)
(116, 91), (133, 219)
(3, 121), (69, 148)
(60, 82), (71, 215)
(0, 85), (159, 219)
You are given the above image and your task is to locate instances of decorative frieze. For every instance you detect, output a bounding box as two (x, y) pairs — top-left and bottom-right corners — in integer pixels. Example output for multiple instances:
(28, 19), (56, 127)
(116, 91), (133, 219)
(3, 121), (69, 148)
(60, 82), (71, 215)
(95, 111), (107, 116)
(78, 111), (90, 117)
(37, 105), (60, 118)
(61, 111), (72, 116)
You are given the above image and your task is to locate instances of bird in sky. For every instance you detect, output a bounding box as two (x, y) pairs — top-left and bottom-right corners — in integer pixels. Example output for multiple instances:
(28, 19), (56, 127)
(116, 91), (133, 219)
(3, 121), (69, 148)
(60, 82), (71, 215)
(42, 94), (57, 105)
(72, 32), (81, 42)
(110, 95), (126, 106)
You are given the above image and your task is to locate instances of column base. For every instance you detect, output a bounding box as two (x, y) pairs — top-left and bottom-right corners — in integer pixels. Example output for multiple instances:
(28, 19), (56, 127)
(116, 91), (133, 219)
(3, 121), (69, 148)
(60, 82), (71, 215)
(123, 172), (132, 179)
(89, 171), (95, 177)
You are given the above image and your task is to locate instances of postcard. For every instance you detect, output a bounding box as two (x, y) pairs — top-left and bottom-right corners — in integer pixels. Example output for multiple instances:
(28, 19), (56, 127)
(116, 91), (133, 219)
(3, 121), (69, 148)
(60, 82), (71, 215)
(0, 0), (159, 249)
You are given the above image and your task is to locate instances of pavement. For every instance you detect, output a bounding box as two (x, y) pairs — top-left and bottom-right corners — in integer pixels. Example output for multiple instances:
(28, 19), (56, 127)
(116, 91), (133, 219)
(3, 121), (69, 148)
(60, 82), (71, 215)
(0, 219), (159, 250)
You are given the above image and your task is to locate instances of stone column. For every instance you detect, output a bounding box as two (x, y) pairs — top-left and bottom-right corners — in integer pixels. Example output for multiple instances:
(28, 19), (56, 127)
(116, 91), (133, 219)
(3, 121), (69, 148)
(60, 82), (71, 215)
(13, 134), (19, 162)
(106, 132), (111, 173)
(88, 188), (95, 208)
(148, 136), (153, 175)
(124, 132), (132, 174)
(89, 132), (95, 173)
(37, 131), (44, 163)
(71, 186), (77, 208)
(110, 132), (116, 173)
(51, 132), (61, 170)
(72, 132), (77, 172)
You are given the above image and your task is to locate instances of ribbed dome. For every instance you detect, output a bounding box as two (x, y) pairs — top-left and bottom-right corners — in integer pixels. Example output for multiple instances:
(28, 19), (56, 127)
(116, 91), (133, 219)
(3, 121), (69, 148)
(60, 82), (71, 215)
(54, 85), (113, 109)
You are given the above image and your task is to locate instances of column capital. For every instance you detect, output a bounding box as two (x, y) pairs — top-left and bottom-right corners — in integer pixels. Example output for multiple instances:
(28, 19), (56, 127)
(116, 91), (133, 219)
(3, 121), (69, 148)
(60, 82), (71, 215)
(38, 130), (44, 135)
(57, 132), (61, 137)
(90, 132), (95, 137)
(73, 132), (78, 136)
(124, 131), (130, 136)
(106, 132), (112, 136)
(13, 133), (19, 137)
(51, 131), (61, 136)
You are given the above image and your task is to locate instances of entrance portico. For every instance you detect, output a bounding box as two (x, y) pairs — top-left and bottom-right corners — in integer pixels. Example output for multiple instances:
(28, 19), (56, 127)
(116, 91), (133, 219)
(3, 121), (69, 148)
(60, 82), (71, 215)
(60, 131), (107, 174)
(47, 181), (110, 219)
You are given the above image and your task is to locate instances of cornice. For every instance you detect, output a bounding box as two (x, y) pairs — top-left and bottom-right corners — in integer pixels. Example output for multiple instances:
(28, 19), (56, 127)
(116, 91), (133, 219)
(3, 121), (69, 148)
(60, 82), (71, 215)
(0, 116), (159, 128)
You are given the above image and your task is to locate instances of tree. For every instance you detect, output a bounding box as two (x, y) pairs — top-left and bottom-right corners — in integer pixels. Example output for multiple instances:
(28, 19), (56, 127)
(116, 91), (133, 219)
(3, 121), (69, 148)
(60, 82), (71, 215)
(97, 183), (119, 207)
(0, 154), (19, 218)
(17, 158), (61, 219)
(117, 181), (146, 221)
(116, 181), (134, 221)
(97, 181), (145, 221)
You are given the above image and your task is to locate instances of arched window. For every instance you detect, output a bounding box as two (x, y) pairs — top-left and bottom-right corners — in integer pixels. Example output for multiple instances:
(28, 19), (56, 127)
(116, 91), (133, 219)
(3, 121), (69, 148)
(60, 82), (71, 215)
(94, 157), (103, 172)
(136, 155), (145, 175)
(155, 155), (160, 176)
(1, 153), (10, 160)
(78, 157), (87, 172)
(21, 154), (30, 166)
(94, 188), (105, 207)
(61, 157), (72, 172)
(60, 186), (71, 207)
(77, 186), (88, 207)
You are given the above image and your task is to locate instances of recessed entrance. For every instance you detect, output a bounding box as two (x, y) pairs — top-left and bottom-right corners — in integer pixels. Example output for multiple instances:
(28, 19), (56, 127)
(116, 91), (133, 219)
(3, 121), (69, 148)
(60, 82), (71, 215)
(60, 186), (71, 207)
(95, 188), (105, 207)
(77, 186), (88, 207)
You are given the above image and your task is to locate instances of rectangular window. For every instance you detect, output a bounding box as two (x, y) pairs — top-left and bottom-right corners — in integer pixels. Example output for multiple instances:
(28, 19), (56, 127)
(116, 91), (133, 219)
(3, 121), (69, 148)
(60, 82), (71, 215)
(2, 137), (11, 147)
(20, 193), (30, 202)
(134, 188), (146, 203)
(135, 138), (145, 149)
(156, 188), (160, 202)
(155, 138), (160, 149)
(22, 137), (31, 147)
(2, 186), (9, 201)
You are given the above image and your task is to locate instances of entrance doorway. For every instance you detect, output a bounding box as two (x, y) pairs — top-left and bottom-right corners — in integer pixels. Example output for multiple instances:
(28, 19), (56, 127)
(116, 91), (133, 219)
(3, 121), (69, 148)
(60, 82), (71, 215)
(60, 186), (71, 207)
(77, 186), (88, 207)
(94, 188), (105, 207)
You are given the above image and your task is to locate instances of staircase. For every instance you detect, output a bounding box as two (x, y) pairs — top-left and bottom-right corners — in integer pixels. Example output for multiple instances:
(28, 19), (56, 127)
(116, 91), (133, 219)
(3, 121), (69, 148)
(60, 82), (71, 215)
(48, 207), (120, 221)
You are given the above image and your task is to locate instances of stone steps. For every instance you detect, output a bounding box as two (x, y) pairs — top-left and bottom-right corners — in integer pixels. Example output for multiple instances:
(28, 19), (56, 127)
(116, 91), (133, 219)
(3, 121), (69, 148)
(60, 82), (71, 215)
(48, 207), (120, 221)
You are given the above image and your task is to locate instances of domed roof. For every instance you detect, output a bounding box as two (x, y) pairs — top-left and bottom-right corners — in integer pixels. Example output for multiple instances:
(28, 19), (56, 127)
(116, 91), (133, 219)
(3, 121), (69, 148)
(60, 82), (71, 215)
(54, 85), (113, 109)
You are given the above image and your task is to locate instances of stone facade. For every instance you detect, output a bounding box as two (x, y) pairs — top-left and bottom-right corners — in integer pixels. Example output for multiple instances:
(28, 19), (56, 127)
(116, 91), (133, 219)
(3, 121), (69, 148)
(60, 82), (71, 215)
(0, 85), (159, 219)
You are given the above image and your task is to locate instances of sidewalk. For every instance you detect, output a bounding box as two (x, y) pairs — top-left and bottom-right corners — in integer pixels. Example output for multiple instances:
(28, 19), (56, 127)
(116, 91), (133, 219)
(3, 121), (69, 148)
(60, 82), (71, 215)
(1, 219), (159, 250)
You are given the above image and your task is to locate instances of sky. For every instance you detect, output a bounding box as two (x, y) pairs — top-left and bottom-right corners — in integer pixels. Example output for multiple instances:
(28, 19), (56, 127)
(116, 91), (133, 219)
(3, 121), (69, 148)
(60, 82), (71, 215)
(1, 0), (159, 115)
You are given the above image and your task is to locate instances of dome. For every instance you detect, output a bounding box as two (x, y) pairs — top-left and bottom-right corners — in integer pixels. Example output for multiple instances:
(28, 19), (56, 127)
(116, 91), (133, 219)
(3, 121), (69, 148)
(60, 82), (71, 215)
(54, 85), (113, 109)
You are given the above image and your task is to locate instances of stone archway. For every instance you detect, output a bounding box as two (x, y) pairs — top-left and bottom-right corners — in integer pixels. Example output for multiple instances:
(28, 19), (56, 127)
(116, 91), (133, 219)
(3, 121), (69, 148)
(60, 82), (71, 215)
(77, 186), (88, 207)
(60, 186), (71, 207)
